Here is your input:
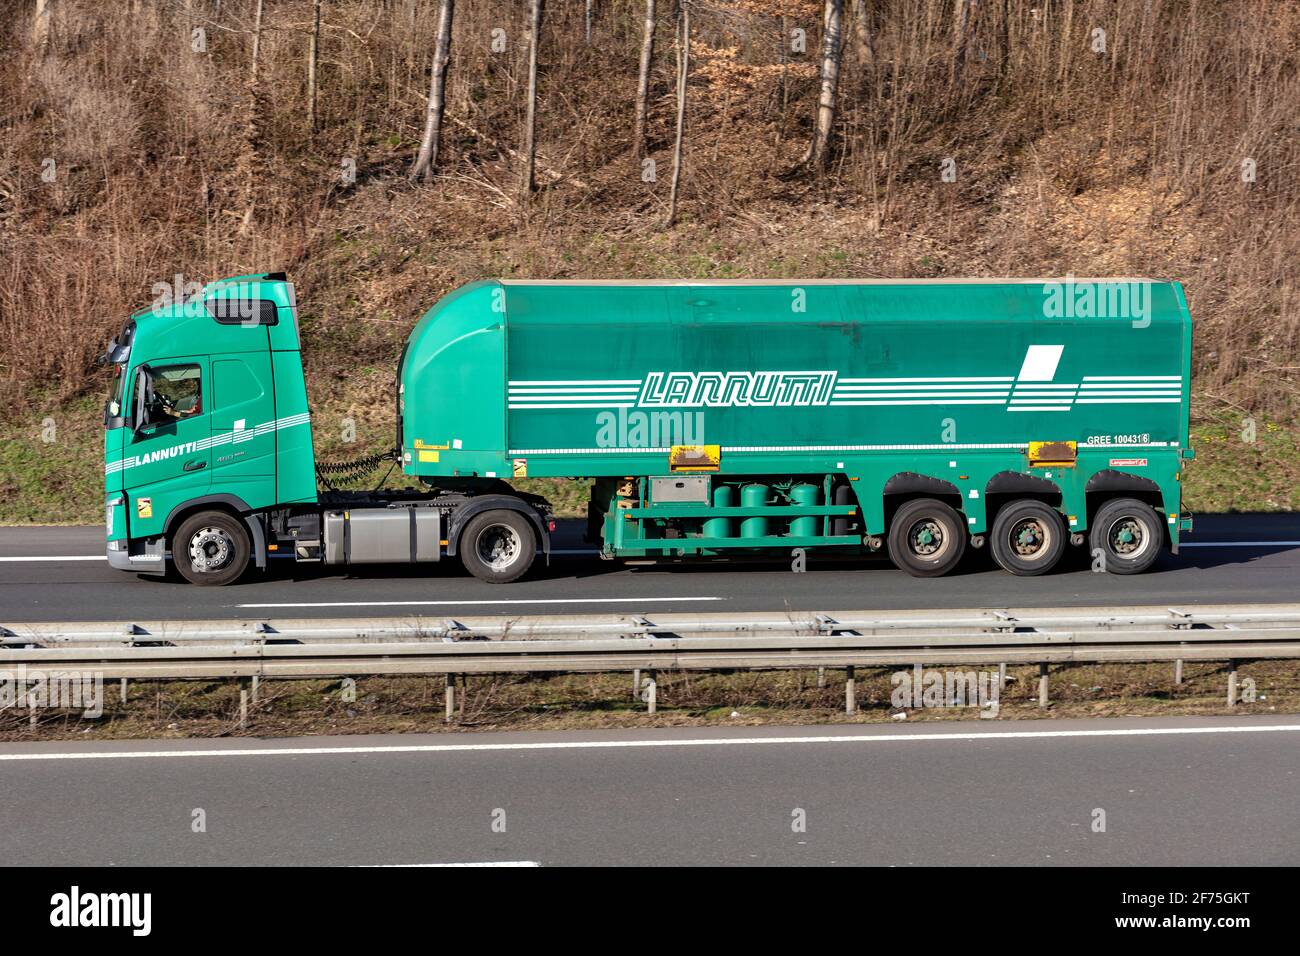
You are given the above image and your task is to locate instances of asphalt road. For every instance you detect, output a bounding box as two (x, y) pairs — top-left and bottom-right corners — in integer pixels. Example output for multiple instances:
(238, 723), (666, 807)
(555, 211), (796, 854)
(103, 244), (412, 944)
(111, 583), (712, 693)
(2, 716), (1297, 866)
(0, 514), (1297, 622)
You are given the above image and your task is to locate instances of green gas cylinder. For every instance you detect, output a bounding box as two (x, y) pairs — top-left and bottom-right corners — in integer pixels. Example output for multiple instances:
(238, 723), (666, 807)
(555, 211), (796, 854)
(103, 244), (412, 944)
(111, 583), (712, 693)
(703, 484), (735, 540)
(789, 482), (822, 538)
(740, 483), (769, 539)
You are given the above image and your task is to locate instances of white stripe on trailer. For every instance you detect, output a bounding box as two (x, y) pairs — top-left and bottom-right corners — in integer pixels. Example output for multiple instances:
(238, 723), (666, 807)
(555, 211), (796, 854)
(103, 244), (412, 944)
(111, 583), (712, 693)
(837, 376), (1013, 383)
(1008, 406), (1071, 411)
(508, 403), (637, 409)
(833, 383), (1014, 391)
(829, 399), (1009, 406)
(1082, 375), (1181, 381)
(1077, 390), (1180, 397)
(830, 392), (1011, 399)
(508, 395), (640, 401)
(1075, 398), (1181, 404)
(508, 379), (643, 386)
(506, 443), (1032, 454)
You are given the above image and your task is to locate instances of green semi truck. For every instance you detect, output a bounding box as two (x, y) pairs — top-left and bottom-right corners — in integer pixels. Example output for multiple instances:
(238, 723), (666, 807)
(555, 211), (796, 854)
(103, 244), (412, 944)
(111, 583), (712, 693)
(103, 274), (1193, 585)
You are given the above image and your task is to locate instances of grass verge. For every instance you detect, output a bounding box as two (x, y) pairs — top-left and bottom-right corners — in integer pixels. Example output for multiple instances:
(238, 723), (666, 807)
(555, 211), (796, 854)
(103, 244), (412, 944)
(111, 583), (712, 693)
(2, 659), (1294, 742)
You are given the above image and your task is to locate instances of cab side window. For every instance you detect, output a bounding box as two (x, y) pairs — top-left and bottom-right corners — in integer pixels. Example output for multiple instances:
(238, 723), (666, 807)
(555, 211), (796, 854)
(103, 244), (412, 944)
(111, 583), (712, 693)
(140, 364), (202, 426)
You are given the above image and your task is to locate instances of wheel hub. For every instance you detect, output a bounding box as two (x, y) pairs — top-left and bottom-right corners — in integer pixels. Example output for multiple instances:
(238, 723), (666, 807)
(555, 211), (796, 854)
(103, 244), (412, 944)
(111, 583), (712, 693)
(1110, 518), (1145, 555)
(1011, 518), (1047, 556)
(188, 527), (233, 572)
(910, 519), (944, 556)
(477, 525), (522, 572)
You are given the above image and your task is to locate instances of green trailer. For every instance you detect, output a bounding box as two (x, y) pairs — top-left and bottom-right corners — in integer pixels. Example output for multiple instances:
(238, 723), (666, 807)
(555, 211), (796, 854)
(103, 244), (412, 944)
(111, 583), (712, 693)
(104, 274), (1192, 584)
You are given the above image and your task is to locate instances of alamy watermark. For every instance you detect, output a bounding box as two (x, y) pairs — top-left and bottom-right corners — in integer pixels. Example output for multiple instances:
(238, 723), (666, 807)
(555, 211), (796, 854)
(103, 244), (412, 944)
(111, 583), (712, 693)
(891, 664), (1000, 716)
(1, 665), (103, 718)
(1042, 275), (1152, 328)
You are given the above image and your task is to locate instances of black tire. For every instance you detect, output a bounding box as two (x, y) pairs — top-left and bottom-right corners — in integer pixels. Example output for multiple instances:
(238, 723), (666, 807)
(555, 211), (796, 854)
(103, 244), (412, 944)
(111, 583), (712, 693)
(172, 510), (251, 586)
(989, 500), (1066, 576)
(887, 498), (967, 577)
(459, 510), (537, 583)
(1090, 497), (1163, 575)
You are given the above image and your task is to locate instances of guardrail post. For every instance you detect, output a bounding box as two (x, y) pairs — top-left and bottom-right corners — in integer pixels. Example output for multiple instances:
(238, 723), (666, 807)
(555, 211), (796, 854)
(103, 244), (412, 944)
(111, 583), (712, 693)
(445, 674), (456, 722)
(845, 666), (856, 715)
(120, 678), (128, 704)
(1169, 609), (1190, 686)
(817, 666), (826, 689)
(238, 678), (249, 730)
(646, 670), (657, 715)
(1038, 663), (1049, 708)
(633, 668), (641, 700)
(1227, 661), (1238, 707)
(994, 612), (1015, 692)
(250, 675), (260, 704)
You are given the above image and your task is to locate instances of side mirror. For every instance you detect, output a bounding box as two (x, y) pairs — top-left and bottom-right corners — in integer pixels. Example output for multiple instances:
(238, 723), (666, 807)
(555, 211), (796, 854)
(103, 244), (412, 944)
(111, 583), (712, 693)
(132, 365), (152, 435)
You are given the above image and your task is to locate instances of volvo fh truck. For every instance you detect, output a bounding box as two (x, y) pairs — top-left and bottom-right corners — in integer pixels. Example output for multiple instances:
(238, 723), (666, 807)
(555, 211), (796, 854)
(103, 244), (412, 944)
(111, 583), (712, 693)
(103, 274), (1193, 584)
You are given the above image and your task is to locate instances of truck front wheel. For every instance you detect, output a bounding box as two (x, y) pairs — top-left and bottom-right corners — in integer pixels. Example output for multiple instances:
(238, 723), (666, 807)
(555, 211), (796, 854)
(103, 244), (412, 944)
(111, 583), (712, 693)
(459, 510), (537, 583)
(173, 511), (251, 586)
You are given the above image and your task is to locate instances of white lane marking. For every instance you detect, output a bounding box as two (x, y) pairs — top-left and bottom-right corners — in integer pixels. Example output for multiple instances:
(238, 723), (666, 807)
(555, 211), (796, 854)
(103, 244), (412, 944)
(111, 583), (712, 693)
(2, 723), (1296, 763)
(0, 556), (105, 562)
(5, 541), (1299, 566)
(234, 596), (725, 609)
(1179, 541), (1300, 548)
(359, 861), (541, 868)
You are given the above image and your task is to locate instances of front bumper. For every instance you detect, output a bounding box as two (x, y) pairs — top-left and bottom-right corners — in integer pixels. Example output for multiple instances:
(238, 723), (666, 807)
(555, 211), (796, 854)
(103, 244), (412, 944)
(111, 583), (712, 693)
(106, 536), (166, 575)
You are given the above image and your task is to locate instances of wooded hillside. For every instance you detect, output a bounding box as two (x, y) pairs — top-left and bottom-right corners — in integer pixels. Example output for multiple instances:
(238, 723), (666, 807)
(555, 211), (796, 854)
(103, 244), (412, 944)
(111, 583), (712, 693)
(1, 0), (1298, 517)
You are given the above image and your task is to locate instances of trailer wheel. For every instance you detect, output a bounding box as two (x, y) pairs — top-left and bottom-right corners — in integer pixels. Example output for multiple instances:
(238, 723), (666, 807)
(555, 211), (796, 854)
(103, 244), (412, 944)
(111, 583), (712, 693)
(1090, 498), (1163, 575)
(173, 510), (251, 586)
(887, 498), (967, 577)
(459, 510), (536, 583)
(990, 500), (1065, 576)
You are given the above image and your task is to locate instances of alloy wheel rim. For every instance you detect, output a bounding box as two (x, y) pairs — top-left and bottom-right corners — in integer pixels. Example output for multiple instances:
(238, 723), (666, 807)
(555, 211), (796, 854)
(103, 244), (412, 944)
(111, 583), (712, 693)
(188, 527), (233, 572)
(477, 525), (522, 571)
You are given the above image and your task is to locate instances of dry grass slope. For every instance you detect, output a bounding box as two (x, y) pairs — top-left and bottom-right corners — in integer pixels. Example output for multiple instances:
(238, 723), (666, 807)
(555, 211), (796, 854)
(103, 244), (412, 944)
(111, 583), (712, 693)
(1, 0), (1297, 520)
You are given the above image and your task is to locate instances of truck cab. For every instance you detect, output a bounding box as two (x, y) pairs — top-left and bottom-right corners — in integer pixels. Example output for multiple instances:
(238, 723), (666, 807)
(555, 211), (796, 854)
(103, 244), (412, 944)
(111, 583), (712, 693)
(104, 273), (317, 580)
(104, 273), (552, 585)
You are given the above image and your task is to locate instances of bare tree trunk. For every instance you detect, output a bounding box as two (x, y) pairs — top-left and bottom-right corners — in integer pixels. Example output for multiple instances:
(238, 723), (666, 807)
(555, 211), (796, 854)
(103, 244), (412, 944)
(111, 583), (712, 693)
(951, 0), (972, 89)
(31, 0), (53, 53)
(251, 0), (264, 78)
(999, 0), (1010, 75)
(807, 0), (843, 171)
(664, 1), (689, 227)
(520, 0), (544, 200)
(240, 0), (268, 233)
(631, 0), (656, 160)
(849, 0), (873, 68)
(307, 0), (323, 132)
(585, 0), (594, 44)
(411, 0), (455, 182)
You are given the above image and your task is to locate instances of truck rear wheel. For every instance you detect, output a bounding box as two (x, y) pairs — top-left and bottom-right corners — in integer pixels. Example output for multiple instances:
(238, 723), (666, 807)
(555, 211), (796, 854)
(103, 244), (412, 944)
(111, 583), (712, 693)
(459, 510), (536, 583)
(1090, 498), (1163, 575)
(887, 498), (967, 577)
(173, 511), (251, 586)
(990, 500), (1065, 576)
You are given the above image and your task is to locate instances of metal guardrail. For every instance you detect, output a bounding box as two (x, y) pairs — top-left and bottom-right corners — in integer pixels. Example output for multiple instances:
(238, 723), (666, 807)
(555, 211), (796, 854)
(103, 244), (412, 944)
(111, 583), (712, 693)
(5, 603), (1300, 647)
(2, 605), (1296, 683)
